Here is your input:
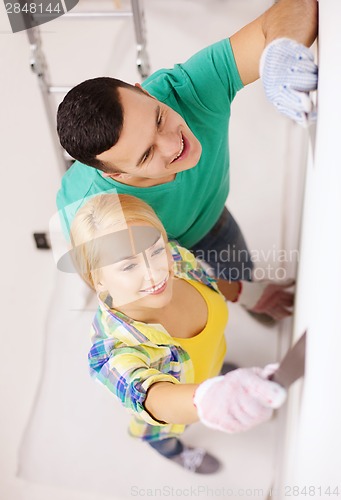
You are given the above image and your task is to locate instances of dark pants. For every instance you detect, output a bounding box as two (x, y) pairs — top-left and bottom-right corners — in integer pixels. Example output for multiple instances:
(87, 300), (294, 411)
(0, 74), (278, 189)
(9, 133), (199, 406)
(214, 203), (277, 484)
(190, 207), (253, 281)
(148, 437), (183, 457)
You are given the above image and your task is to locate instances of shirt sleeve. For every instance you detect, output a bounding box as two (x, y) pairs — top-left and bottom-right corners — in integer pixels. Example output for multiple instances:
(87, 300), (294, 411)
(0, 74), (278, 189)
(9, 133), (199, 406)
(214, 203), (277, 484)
(178, 38), (244, 111)
(88, 337), (181, 426)
(144, 38), (244, 116)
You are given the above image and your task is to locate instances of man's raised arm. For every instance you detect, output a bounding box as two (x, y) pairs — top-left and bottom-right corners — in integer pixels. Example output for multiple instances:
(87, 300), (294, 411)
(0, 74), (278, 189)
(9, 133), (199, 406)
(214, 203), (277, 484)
(230, 0), (317, 86)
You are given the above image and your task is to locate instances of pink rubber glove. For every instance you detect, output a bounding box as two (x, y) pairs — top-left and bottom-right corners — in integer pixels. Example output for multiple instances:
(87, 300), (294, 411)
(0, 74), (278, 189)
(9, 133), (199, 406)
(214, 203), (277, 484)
(193, 365), (286, 434)
(238, 279), (295, 320)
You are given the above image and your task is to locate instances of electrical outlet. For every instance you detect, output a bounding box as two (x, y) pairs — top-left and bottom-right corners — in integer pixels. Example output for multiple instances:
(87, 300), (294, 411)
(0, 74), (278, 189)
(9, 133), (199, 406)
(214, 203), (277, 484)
(33, 232), (50, 250)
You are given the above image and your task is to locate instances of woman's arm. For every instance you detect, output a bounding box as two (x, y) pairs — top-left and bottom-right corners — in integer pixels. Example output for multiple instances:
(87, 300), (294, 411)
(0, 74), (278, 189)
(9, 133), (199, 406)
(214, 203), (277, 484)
(217, 278), (294, 320)
(145, 367), (287, 433)
(144, 381), (199, 425)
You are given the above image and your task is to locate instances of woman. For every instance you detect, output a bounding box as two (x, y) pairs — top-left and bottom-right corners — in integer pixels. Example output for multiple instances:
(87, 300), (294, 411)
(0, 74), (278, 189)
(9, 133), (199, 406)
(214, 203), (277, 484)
(69, 193), (287, 474)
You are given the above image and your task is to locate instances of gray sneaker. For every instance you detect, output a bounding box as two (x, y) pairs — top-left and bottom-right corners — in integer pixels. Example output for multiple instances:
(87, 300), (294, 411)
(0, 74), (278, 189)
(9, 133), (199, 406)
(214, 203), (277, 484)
(169, 446), (221, 474)
(220, 362), (239, 375)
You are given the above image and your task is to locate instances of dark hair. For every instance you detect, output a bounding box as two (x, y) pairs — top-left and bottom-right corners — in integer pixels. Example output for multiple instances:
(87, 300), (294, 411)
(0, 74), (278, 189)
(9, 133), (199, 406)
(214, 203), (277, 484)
(57, 77), (142, 172)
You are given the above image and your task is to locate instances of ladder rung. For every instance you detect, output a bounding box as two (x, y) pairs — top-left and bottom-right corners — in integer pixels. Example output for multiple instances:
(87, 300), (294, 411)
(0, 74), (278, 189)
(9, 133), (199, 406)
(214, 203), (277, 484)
(63, 11), (133, 19)
(49, 86), (73, 93)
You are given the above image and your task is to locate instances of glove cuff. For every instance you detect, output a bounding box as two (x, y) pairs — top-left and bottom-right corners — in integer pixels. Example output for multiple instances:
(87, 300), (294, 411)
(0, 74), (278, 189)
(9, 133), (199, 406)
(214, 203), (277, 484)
(238, 280), (266, 310)
(193, 376), (224, 422)
(260, 37), (305, 77)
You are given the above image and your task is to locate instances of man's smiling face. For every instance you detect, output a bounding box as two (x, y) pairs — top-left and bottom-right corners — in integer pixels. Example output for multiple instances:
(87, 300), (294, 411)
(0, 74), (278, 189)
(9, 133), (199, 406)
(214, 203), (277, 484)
(96, 86), (202, 185)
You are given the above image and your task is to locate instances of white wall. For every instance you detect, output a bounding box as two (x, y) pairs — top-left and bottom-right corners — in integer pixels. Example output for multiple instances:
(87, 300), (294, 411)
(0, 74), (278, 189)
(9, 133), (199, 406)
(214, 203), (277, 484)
(278, 1), (341, 494)
(0, 1), (310, 499)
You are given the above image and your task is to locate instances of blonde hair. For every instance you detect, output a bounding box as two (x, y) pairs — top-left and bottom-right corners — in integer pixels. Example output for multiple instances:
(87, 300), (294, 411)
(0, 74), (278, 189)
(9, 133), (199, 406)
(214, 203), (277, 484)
(70, 193), (168, 290)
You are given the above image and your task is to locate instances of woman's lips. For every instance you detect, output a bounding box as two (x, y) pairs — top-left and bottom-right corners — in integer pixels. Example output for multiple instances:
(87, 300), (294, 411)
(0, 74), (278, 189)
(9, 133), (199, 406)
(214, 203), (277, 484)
(141, 274), (169, 295)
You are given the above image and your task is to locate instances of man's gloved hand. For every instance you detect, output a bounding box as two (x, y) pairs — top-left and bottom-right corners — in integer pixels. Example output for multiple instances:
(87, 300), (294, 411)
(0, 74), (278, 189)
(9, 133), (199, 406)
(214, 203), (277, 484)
(238, 279), (295, 320)
(193, 365), (286, 433)
(260, 38), (318, 127)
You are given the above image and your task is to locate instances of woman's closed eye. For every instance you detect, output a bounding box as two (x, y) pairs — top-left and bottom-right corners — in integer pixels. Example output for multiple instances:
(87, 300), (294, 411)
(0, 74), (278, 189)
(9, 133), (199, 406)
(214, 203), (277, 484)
(121, 262), (138, 272)
(151, 246), (165, 257)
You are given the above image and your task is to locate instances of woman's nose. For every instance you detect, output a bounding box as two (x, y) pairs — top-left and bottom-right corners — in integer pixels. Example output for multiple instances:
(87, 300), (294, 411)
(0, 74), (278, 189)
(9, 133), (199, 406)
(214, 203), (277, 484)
(142, 260), (157, 283)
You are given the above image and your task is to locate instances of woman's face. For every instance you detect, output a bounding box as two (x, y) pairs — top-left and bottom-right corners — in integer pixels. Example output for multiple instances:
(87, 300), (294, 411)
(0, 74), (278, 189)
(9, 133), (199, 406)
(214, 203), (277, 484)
(96, 228), (174, 312)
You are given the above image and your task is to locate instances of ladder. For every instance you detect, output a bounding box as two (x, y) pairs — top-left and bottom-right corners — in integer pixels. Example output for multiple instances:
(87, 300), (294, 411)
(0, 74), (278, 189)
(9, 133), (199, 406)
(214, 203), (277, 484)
(26, 0), (151, 175)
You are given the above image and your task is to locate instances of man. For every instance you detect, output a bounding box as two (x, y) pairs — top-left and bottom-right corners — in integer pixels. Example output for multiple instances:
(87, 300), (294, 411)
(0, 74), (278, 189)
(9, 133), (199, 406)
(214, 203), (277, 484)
(56, 0), (317, 317)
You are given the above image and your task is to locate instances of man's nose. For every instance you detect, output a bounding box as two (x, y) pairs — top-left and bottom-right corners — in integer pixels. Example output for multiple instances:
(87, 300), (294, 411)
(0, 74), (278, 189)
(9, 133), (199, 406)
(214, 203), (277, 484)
(156, 131), (181, 161)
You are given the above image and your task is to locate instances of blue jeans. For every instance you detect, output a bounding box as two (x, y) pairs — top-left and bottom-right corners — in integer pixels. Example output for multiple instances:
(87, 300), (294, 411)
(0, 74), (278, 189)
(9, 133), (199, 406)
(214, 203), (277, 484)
(148, 437), (183, 457)
(190, 207), (253, 281)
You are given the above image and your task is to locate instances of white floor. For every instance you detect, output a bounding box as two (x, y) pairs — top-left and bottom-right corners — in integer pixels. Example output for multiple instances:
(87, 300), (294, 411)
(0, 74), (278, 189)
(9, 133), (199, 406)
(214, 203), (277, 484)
(0, 1), (302, 499)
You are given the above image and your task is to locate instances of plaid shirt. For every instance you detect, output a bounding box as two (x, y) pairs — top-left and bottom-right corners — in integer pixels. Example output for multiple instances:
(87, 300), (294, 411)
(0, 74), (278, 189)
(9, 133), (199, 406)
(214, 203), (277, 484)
(88, 241), (221, 442)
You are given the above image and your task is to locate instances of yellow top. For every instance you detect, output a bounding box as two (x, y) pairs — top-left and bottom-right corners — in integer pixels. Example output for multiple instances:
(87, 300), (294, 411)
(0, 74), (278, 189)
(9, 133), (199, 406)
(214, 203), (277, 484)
(173, 279), (228, 384)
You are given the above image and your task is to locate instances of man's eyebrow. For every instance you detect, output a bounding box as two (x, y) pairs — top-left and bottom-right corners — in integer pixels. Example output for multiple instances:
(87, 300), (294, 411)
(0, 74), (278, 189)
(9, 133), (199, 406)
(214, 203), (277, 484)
(136, 105), (161, 167)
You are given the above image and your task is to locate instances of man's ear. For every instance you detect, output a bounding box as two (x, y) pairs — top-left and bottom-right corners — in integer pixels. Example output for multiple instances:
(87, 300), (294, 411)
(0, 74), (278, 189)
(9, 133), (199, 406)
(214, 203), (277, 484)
(134, 82), (155, 99)
(101, 171), (133, 181)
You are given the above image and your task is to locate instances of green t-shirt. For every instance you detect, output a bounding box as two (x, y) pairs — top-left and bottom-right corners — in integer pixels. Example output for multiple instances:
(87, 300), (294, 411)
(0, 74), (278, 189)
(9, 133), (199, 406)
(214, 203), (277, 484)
(56, 38), (243, 247)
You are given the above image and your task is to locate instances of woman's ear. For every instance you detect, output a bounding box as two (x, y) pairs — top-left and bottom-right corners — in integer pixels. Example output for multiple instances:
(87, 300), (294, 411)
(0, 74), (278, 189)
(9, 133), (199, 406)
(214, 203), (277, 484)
(95, 277), (107, 293)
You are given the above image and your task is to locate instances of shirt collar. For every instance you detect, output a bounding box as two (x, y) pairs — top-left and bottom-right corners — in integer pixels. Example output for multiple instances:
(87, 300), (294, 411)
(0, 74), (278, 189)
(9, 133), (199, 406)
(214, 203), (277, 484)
(97, 293), (180, 346)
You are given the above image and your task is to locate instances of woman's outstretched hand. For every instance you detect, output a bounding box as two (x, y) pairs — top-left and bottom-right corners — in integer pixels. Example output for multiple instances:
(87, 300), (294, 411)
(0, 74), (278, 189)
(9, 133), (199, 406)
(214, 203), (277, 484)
(193, 365), (286, 433)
